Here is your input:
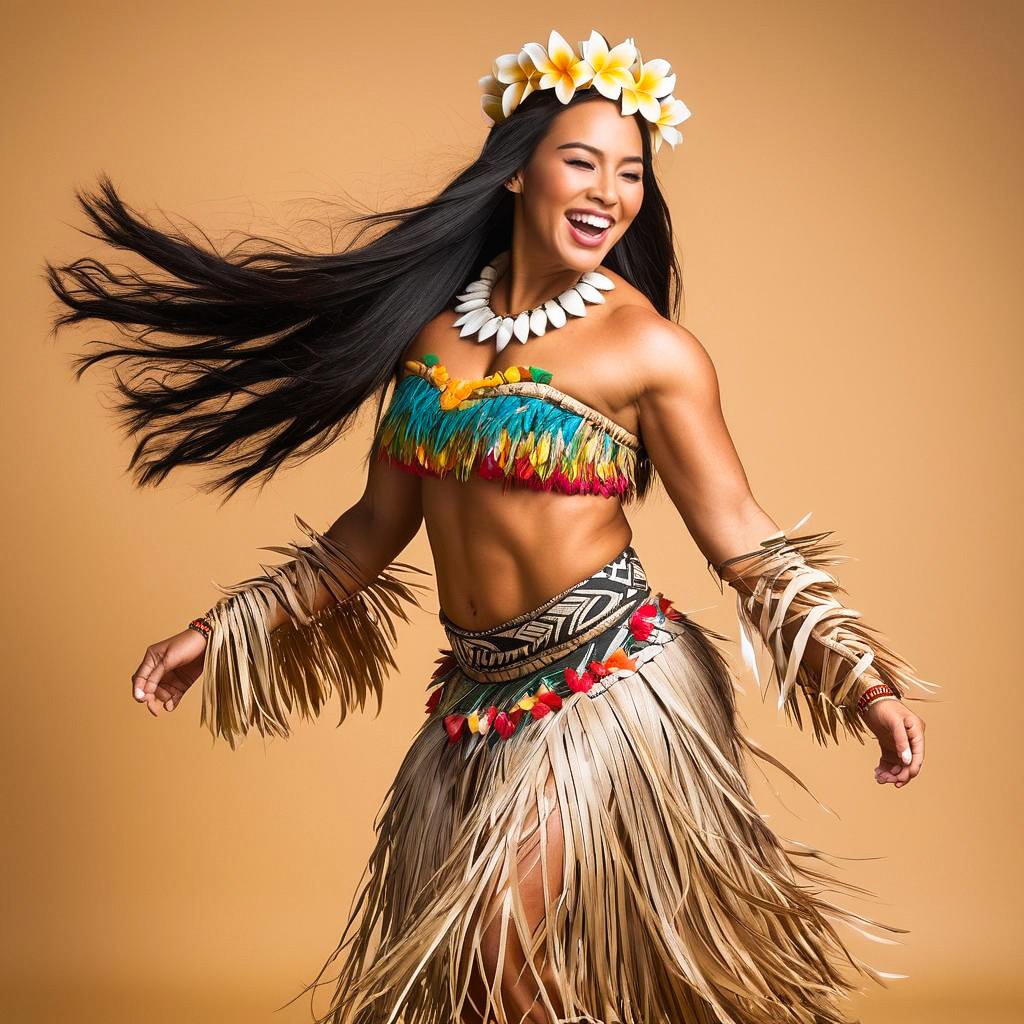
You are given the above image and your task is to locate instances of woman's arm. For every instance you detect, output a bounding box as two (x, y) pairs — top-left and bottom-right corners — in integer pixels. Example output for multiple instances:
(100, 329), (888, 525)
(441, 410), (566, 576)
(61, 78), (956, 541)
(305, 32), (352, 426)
(191, 453), (429, 748)
(630, 312), (938, 781)
(259, 451), (427, 632)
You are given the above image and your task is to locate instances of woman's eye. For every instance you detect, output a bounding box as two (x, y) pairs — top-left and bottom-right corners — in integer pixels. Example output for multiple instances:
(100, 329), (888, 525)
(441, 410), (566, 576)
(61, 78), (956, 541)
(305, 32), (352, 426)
(567, 159), (642, 182)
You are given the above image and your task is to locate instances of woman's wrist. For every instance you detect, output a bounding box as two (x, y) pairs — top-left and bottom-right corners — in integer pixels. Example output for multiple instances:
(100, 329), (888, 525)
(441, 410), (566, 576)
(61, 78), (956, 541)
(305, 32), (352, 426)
(187, 615), (212, 645)
(855, 682), (899, 715)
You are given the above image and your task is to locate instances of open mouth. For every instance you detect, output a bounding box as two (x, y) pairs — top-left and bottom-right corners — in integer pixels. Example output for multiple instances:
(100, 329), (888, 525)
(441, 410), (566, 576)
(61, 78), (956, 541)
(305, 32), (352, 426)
(565, 212), (613, 245)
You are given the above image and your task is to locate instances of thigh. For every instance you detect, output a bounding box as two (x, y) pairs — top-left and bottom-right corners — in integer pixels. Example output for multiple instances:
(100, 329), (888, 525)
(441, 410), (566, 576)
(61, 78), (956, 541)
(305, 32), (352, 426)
(460, 766), (568, 1024)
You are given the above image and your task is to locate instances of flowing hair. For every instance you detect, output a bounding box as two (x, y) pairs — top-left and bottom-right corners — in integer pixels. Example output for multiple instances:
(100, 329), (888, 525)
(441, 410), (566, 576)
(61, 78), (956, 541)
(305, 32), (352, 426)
(44, 88), (682, 504)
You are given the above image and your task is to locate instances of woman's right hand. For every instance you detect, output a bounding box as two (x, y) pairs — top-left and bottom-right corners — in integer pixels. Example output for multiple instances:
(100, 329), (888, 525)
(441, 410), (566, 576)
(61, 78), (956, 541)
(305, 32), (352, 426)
(862, 697), (926, 789)
(131, 627), (208, 716)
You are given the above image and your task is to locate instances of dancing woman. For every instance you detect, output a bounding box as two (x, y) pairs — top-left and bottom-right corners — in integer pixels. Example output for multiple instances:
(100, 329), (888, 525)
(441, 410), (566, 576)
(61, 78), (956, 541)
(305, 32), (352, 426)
(46, 28), (938, 1024)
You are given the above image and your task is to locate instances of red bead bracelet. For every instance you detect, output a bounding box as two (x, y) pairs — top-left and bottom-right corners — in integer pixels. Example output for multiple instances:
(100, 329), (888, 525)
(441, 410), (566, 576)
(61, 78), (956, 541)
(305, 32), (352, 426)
(188, 616), (212, 640)
(857, 682), (897, 712)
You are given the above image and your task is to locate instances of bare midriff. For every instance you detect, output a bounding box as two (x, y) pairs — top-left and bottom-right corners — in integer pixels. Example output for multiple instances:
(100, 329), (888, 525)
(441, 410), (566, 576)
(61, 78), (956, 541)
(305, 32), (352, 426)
(421, 471), (633, 633)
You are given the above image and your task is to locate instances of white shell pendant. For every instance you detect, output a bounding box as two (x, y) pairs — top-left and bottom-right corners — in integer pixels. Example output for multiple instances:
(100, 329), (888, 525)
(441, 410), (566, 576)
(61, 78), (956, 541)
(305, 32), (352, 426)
(575, 281), (606, 304)
(529, 307), (548, 336)
(557, 289), (586, 317)
(513, 311), (531, 343)
(451, 249), (616, 349)
(494, 317), (515, 353)
(543, 299), (567, 329)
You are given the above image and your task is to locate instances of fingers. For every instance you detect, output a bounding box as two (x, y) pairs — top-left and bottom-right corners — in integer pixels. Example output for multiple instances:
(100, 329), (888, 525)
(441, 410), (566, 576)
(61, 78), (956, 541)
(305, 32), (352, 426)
(146, 679), (185, 716)
(874, 713), (925, 788)
(132, 646), (166, 703)
(900, 714), (925, 787)
(131, 641), (188, 715)
(158, 677), (188, 714)
(874, 757), (904, 785)
(895, 715), (913, 765)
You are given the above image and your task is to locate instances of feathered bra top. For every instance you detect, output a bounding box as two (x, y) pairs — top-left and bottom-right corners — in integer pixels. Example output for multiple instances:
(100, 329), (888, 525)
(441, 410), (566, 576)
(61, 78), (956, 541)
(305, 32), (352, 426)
(373, 354), (653, 502)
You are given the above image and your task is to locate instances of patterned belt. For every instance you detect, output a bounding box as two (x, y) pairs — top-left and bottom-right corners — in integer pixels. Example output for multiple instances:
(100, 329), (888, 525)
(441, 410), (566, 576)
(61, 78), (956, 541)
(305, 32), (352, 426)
(439, 545), (652, 683)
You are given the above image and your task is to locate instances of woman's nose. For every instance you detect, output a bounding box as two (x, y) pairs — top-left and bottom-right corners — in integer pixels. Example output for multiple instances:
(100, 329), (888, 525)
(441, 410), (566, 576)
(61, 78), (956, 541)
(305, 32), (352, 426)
(588, 171), (618, 208)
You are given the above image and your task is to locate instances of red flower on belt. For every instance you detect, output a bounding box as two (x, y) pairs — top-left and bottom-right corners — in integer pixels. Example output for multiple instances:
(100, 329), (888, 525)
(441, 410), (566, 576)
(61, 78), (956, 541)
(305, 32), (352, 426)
(629, 602), (658, 642)
(430, 603), (677, 745)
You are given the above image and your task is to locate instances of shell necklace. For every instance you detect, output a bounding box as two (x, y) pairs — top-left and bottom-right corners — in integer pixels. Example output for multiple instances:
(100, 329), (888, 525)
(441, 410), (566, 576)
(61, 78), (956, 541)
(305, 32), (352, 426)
(452, 249), (615, 353)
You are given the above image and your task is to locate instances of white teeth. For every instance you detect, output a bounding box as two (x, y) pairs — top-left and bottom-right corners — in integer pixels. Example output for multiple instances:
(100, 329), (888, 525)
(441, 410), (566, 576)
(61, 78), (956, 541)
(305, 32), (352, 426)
(567, 212), (612, 231)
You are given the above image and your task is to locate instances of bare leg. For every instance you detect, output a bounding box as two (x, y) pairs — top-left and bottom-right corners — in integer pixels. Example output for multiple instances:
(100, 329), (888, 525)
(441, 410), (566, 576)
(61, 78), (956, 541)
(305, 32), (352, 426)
(460, 766), (567, 1024)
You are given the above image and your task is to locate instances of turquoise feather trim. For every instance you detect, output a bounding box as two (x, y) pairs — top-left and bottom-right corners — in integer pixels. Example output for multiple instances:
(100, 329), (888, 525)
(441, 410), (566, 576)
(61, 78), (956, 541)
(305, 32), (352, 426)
(374, 373), (637, 495)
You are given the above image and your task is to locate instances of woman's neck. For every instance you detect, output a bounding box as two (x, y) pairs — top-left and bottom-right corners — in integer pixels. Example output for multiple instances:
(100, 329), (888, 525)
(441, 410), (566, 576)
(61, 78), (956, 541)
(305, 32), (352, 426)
(490, 249), (584, 316)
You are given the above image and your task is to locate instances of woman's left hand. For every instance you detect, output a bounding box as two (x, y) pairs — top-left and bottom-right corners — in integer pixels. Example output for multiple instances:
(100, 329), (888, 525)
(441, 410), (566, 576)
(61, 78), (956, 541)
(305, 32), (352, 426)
(862, 698), (926, 788)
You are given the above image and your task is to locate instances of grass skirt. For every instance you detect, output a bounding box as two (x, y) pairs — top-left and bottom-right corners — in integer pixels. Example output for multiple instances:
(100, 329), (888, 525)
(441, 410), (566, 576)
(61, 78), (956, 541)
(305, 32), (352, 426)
(295, 545), (905, 1024)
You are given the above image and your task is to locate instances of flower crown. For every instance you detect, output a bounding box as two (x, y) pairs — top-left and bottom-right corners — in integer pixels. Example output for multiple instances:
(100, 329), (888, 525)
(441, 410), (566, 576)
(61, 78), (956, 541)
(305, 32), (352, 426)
(479, 29), (691, 153)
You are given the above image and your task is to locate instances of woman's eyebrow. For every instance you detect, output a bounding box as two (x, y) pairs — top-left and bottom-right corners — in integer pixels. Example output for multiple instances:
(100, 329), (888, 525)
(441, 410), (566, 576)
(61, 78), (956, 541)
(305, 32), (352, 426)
(556, 141), (644, 164)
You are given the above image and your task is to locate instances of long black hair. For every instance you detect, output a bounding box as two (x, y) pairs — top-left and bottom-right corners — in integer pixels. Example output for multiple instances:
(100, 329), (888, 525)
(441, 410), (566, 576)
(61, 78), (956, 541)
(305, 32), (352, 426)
(44, 87), (682, 503)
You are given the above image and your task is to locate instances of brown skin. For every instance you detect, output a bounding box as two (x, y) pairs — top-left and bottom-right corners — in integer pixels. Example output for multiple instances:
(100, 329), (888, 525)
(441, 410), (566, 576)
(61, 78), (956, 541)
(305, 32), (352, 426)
(131, 98), (925, 791)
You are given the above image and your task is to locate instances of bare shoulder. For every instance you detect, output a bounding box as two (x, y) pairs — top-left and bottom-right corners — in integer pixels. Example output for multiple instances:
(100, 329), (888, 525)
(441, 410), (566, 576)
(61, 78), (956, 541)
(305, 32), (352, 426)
(604, 303), (720, 402)
(397, 310), (456, 367)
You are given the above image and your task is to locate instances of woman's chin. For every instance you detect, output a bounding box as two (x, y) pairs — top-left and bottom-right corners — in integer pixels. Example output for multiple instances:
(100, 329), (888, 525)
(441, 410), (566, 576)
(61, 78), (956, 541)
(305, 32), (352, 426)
(553, 241), (606, 274)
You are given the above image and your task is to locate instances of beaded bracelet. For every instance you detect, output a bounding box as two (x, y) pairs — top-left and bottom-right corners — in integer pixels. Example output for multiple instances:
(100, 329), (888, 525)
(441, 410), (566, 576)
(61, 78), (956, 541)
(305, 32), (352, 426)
(857, 682), (898, 713)
(188, 615), (212, 641)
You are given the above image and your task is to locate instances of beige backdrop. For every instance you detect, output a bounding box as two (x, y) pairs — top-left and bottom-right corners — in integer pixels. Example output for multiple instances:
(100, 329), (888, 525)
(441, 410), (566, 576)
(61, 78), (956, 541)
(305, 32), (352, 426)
(3, 1), (1021, 1022)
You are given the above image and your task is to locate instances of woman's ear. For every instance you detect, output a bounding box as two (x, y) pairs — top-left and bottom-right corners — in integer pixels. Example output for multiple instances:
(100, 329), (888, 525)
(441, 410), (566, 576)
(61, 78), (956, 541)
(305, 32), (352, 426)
(504, 173), (523, 194)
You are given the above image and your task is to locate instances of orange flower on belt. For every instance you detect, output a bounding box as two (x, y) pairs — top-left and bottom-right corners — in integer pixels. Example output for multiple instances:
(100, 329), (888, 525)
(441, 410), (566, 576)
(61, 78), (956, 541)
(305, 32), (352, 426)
(587, 648), (637, 678)
(604, 648), (637, 672)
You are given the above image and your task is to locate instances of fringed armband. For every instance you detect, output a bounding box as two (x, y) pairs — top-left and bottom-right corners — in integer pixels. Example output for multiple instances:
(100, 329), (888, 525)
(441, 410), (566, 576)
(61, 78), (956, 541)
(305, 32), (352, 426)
(707, 513), (940, 746)
(199, 514), (431, 748)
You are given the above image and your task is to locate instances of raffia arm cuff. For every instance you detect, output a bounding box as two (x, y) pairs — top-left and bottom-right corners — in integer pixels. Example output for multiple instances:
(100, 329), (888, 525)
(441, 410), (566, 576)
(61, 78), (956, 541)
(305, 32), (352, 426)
(707, 514), (941, 746)
(200, 514), (431, 748)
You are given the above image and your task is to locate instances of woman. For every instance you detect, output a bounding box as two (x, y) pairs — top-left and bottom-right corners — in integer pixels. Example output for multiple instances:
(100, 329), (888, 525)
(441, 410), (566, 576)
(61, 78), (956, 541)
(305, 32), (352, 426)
(46, 29), (938, 1024)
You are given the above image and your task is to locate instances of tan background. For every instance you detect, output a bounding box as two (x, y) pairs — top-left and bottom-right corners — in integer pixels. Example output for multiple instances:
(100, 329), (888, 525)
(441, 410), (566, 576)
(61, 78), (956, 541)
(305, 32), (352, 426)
(3, 1), (1021, 1021)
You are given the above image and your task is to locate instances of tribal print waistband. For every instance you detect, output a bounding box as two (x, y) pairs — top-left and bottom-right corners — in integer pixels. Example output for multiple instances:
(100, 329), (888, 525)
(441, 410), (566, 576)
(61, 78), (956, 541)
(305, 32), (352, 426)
(439, 545), (651, 683)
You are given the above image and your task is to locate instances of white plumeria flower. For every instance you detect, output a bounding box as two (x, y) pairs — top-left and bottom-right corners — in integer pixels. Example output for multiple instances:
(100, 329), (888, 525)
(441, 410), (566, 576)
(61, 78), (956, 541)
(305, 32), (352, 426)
(581, 29), (637, 100)
(479, 73), (505, 123)
(494, 47), (541, 119)
(650, 96), (692, 152)
(621, 57), (676, 122)
(627, 39), (643, 76)
(523, 29), (594, 104)
(479, 31), (691, 150)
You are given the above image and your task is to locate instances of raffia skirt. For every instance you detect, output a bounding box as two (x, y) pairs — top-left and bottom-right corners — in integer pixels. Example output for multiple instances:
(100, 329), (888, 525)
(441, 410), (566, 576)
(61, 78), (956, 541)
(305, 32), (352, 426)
(296, 544), (904, 1024)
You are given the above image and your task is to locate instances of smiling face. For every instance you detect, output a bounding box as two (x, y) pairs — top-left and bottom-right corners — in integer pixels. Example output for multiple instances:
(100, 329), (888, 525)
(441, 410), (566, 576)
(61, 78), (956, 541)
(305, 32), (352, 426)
(506, 97), (646, 272)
